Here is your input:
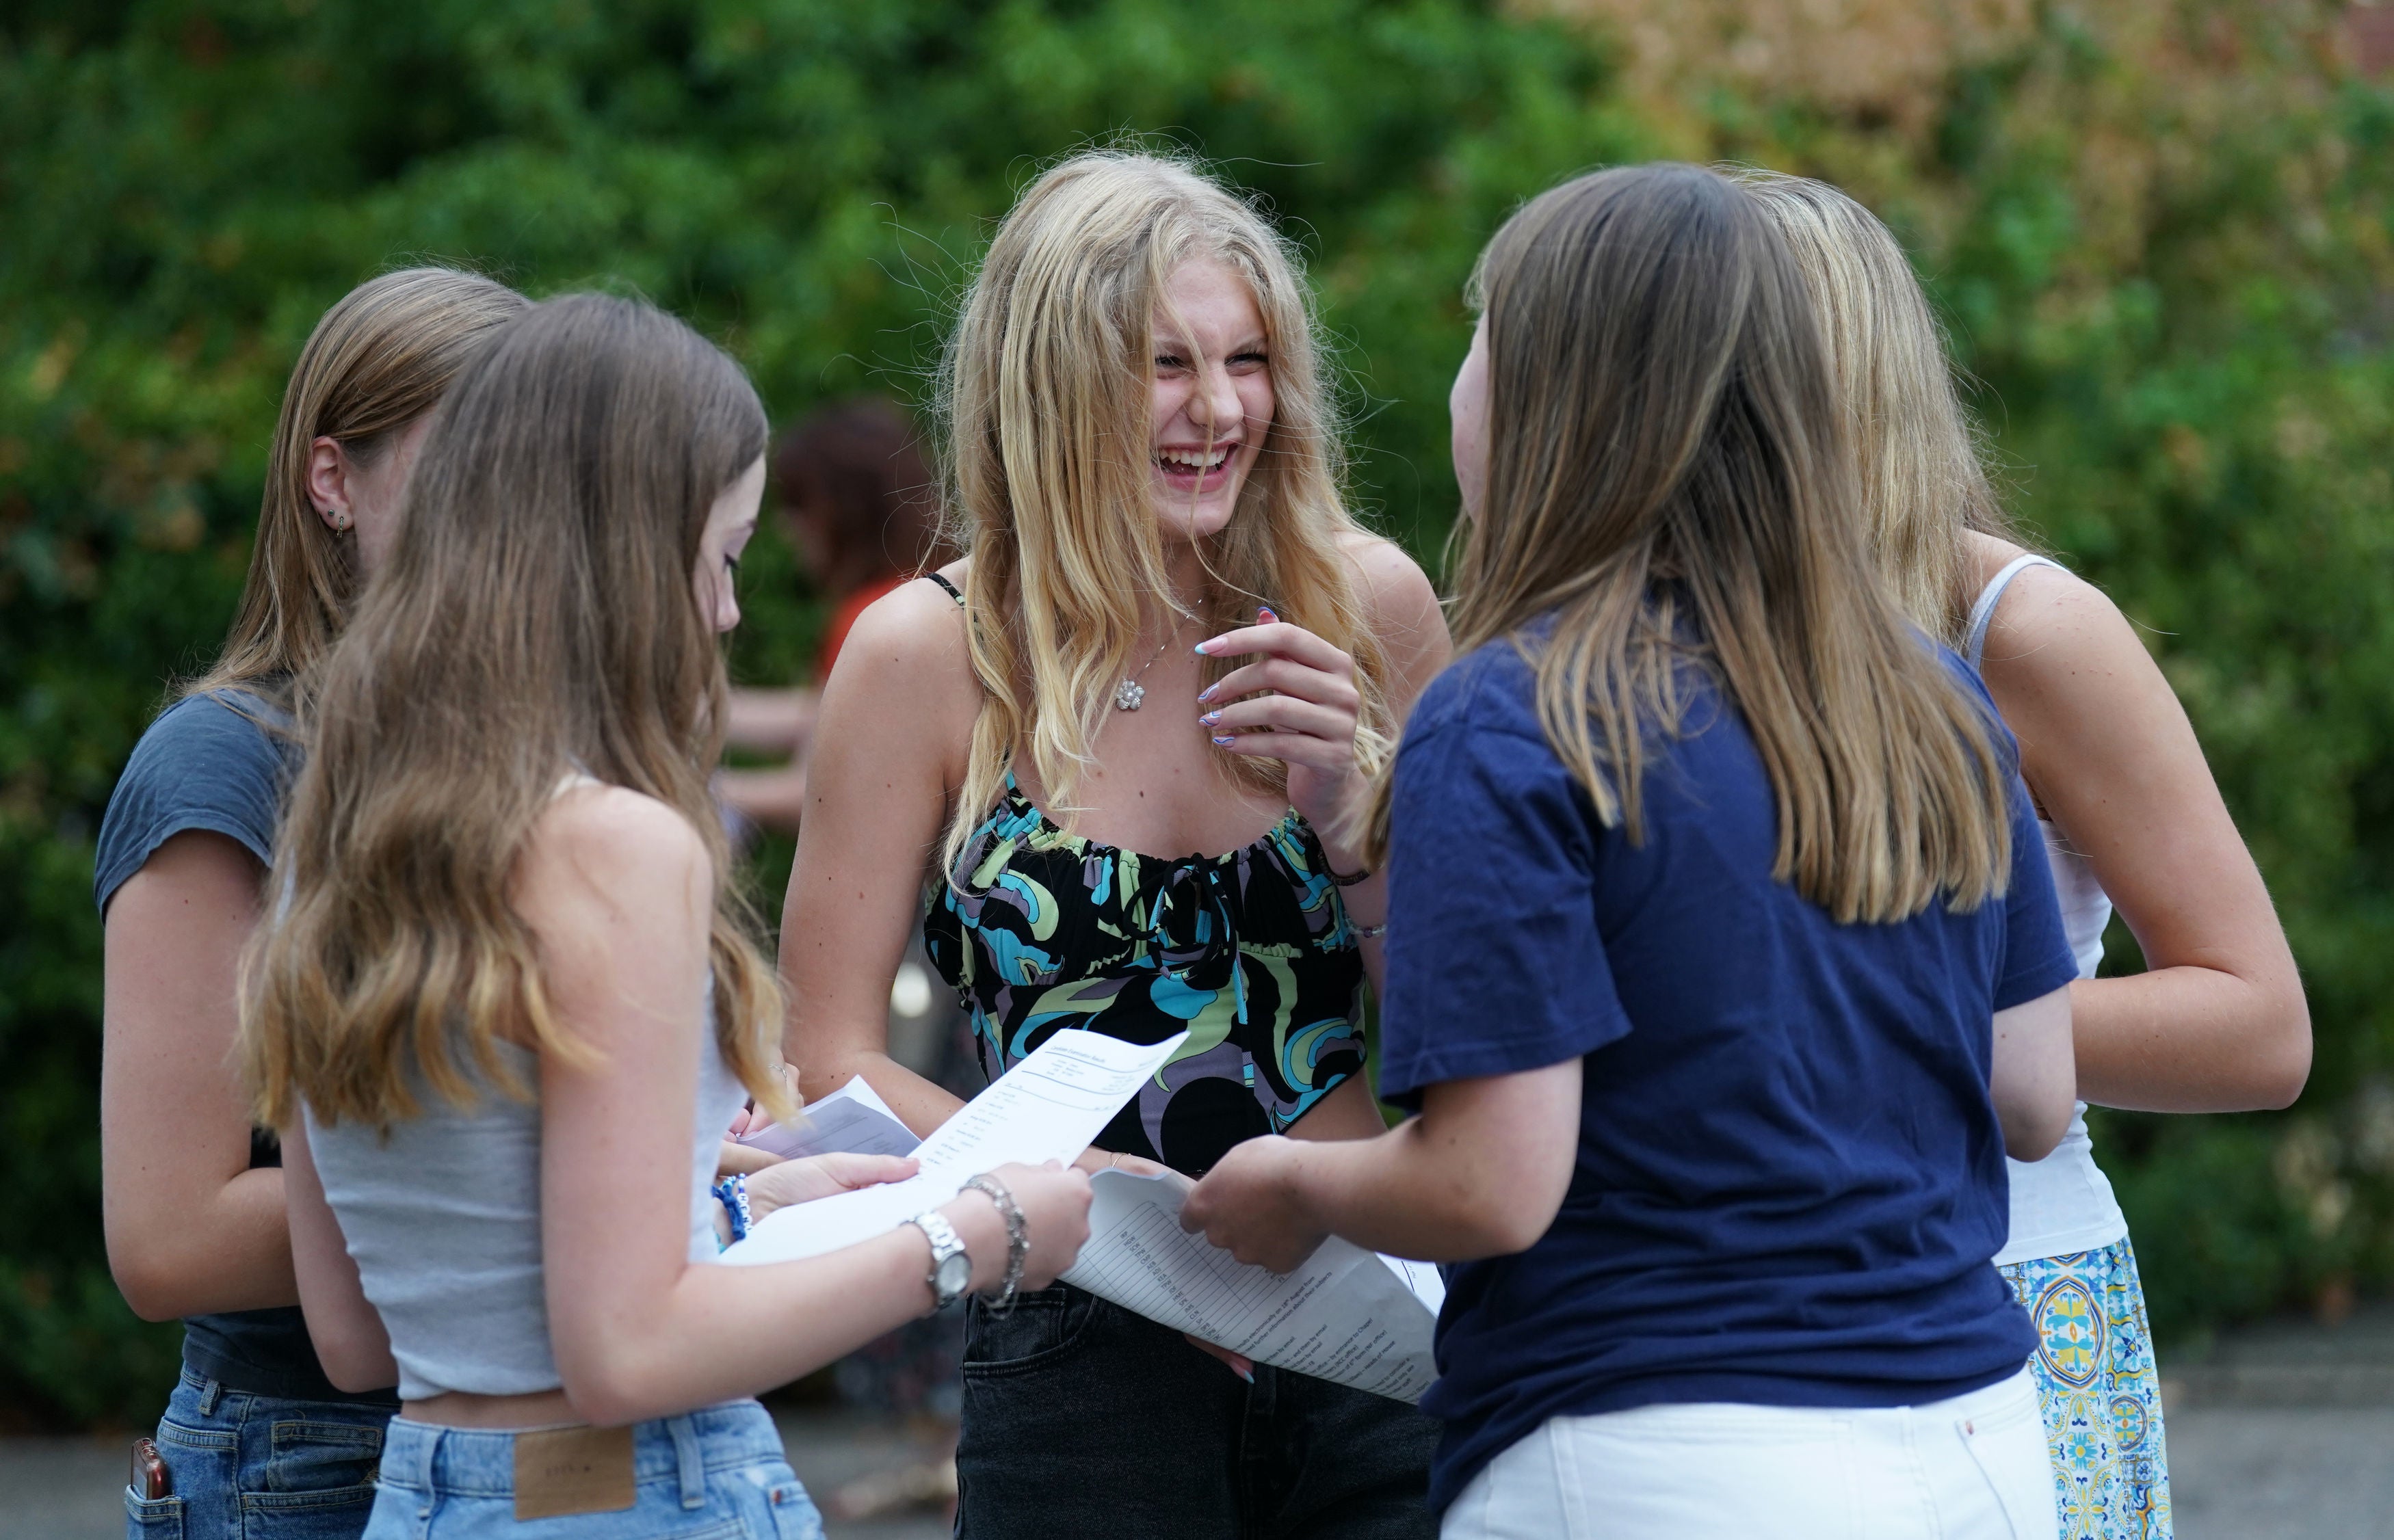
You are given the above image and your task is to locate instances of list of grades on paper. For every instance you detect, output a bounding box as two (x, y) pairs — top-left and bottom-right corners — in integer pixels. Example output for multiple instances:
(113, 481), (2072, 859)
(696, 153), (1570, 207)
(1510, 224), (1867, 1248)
(1062, 1169), (1448, 1403)
(720, 1029), (1189, 1268)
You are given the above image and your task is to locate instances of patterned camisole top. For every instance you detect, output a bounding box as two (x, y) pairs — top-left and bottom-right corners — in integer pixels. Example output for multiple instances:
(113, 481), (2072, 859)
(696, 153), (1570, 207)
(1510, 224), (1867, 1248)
(917, 575), (1369, 1176)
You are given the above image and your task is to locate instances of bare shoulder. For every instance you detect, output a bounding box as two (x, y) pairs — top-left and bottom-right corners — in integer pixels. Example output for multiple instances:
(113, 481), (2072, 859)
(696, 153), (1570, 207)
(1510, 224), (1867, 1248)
(1973, 548), (2142, 676)
(519, 783), (710, 925)
(1337, 529), (1443, 654)
(1338, 531), (1436, 620)
(1337, 529), (1449, 706)
(828, 564), (980, 704)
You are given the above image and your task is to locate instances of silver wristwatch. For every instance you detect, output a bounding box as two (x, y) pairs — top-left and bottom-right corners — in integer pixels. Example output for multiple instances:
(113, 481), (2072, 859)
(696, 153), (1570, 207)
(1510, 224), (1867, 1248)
(904, 1210), (972, 1310)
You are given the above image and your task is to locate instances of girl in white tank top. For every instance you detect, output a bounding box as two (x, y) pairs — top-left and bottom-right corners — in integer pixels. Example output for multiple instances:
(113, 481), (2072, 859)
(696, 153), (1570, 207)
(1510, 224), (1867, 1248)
(1968, 557), (2131, 1269)
(1744, 171), (2310, 1540)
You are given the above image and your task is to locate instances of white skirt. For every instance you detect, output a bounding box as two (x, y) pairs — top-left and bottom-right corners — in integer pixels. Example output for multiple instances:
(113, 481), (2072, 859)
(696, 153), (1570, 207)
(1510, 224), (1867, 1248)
(1442, 1365), (2056, 1540)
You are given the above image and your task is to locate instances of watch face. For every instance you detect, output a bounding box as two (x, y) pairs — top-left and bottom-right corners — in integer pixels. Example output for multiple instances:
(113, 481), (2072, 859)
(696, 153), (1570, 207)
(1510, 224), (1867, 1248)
(934, 1250), (973, 1298)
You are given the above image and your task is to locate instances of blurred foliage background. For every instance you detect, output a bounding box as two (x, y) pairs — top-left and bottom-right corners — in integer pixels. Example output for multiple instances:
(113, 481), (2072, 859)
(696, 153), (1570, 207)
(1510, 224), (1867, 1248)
(1, 0), (2389, 1428)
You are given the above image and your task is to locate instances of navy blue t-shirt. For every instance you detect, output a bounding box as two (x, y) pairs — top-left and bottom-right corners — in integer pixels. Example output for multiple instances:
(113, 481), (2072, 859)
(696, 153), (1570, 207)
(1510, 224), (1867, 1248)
(95, 690), (396, 1405)
(1377, 634), (2077, 1515)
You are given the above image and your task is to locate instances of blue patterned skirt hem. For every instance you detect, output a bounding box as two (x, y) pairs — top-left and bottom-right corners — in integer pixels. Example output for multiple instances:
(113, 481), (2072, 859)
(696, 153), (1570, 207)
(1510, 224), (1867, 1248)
(1999, 1236), (2174, 1540)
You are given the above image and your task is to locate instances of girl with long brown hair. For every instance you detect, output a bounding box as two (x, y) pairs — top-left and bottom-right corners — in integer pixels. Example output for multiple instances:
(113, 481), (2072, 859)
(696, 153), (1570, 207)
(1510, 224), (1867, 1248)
(244, 293), (1091, 1540)
(780, 150), (1452, 1537)
(96, 266), (523, 1540)
(1743, 170), (2311, 1540)
(1185, 163), (2079, 1538)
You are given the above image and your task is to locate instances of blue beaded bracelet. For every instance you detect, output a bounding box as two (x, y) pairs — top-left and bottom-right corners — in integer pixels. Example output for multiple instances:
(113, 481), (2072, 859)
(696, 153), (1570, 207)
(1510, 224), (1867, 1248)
(713, 1173), (752, 1245)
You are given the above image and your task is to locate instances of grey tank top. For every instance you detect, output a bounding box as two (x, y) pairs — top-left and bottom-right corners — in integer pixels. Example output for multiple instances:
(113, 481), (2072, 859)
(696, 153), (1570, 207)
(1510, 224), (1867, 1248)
(307, 985), (746, 1402)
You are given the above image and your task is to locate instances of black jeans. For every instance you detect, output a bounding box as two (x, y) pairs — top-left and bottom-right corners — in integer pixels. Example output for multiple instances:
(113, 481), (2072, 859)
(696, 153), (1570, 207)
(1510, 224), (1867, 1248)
(956, 1284), (1439, 1540)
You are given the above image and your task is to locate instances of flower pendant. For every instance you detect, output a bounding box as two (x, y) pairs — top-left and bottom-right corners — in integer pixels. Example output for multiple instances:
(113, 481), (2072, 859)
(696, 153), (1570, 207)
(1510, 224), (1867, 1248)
(1114, 679), (1146, 711)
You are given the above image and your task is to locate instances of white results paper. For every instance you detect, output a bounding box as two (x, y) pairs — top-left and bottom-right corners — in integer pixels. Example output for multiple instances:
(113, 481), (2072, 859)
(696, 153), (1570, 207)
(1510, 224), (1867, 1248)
(720, 1029), (1188, 1268)
(734, 1075), (920, 1163)
(1060, 1168), (1447, 1403)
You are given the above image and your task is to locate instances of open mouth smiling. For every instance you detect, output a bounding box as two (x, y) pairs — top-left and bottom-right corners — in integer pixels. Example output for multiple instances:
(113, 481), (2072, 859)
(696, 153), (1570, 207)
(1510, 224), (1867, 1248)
(1156, 444), (1234, 473)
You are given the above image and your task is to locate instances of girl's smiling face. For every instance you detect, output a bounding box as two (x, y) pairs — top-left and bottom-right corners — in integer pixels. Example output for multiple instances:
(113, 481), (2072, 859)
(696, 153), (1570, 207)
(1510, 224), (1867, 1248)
(1149, 256), (1275, 544)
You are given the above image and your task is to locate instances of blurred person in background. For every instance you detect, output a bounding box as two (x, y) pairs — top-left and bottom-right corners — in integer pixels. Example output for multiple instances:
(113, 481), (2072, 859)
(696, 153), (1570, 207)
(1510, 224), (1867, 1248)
(244, 292), (1091, 1540)
(1185, 163), (2077, 1539)
(96, 266), (525, 1540)
(717, 397), (946, 836)
(780, 150), (1451, 1539)
(1745, 170), (2313, 1540)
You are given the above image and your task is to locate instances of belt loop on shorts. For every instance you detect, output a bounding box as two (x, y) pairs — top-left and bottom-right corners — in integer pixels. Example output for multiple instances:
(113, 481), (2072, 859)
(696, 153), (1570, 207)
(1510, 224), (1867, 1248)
(196, 1379), (221, 1418)
(415, 1426), (442, 1524)
(668, 1414), (705, 1510)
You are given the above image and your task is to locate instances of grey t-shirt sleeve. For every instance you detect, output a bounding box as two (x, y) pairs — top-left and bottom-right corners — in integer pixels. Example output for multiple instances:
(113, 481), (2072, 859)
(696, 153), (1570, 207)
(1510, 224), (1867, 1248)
(93, 691), (291, 916)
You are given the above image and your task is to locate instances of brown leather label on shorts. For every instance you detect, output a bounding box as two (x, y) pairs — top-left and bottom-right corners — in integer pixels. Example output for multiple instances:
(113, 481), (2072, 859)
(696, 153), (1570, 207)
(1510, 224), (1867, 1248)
(513, 1424), (635, 1520)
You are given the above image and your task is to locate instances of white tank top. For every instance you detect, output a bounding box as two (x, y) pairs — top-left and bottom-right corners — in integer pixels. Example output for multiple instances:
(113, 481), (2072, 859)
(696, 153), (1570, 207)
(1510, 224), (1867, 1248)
(306, 776), (748, 1400)
(1967, 556), (2131, 1265)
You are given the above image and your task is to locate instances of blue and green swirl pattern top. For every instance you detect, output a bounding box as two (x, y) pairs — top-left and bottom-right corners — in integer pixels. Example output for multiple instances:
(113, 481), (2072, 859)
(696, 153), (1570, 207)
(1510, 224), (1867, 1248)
(922, 771), (1368, 1175)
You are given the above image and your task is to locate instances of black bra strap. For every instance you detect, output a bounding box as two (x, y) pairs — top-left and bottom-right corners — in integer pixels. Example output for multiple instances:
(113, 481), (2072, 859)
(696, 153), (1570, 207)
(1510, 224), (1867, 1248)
(925, 571), (966, 607)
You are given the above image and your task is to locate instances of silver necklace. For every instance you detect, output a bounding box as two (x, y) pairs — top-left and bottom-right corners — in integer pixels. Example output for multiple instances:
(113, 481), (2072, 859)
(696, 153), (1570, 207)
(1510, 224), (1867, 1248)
(1114, 612), (1192, 711)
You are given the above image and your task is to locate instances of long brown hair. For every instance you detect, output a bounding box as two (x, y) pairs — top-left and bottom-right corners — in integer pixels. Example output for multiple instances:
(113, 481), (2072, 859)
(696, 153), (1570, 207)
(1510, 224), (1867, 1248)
(242, 294), (785, 1129)
(1431, 163), (2011, 923)
(938, 150), (1393, 867)
(191, 267), (525, 700)
(1733, 170), (2018, 642)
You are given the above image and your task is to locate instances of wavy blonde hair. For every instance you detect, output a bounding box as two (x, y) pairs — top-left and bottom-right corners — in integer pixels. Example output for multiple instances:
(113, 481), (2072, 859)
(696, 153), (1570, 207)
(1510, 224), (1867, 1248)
(937, 150), (1393, 868)
(191, 267), (525, 700)
(1733, 170), (2016, 643)
(242, 295), (788, 1130)
(1410, 163), (2010, 923)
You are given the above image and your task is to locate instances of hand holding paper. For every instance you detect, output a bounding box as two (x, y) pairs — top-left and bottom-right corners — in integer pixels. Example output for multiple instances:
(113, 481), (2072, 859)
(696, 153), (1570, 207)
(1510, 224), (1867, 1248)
(1175, 1133), (1330, 1274)
(1062, 1168), (1444, 1403)
(720, 1029), (1186, 1268)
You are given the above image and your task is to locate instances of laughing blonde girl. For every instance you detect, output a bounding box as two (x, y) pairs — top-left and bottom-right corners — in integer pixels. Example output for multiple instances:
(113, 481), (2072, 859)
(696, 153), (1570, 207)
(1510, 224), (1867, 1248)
(782, 151), (1451, 1538)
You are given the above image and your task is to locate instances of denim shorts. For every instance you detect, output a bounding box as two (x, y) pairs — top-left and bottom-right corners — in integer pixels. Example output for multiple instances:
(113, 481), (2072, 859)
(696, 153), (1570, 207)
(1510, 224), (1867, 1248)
(363, 1400), (822, 1540)
(127, 1368), (394, 1540)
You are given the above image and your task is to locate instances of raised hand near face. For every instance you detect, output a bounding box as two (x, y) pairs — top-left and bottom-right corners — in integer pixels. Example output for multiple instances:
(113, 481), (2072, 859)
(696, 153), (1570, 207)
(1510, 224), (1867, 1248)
(1196, 607), (1369, 866)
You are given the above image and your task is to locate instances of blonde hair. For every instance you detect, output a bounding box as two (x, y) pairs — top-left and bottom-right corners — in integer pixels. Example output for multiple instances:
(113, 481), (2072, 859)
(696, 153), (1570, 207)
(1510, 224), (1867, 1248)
(1412, 163), (2010, 923)
(192, 267), (526, 700)
(937, 150), (1393, 869)
(1733, 170), (2013, 643)
(242, 295), (787, 1130)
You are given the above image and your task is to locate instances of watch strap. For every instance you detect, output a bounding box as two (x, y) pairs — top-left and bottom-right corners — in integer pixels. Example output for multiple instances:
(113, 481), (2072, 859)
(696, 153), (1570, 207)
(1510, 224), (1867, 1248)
(902, 1209), (970, 1310)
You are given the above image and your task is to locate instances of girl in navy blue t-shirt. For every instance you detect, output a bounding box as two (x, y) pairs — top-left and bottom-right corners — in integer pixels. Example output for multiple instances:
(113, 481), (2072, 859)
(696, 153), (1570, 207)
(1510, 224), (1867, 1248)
(1184, 163), (2079, 1539)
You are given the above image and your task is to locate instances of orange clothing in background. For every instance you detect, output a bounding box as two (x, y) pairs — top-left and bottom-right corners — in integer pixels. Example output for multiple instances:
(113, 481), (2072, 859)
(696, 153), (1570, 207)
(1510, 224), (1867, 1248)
(817, 574), (907, 680)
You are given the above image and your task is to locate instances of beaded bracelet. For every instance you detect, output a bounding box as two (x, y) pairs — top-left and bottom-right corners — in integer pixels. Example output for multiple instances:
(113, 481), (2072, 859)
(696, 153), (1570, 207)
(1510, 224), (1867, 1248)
(962, 1173), (1029, 1313)
(713, 1174), (752, 1245)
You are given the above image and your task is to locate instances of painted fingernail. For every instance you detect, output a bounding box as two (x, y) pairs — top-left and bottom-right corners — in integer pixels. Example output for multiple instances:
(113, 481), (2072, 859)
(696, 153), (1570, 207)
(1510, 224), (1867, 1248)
(1257, 607), (1278, 624)
(1200, 711), (1222, 726)
(1197, 685), (1216, 703)
(1235, 1364), (1254, 1383)
(1212, 734), (1237, 747)
(1193, 640), (1213, 655)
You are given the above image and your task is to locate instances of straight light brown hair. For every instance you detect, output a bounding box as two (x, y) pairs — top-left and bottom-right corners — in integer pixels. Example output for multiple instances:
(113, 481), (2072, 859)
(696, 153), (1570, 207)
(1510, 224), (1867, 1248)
(939, 150), (1393, 868)
(1735, 170), (2023, 641)
(1425, 163), (2012, 923)
(242, 293), (786, 1129)
(191, 267), (525, 700)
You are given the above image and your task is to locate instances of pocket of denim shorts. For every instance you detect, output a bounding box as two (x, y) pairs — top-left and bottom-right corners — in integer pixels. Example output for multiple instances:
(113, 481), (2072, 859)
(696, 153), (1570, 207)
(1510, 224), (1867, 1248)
(125, 1488), (185, 1540)
(262, 1419), (384, 1496)
(960, 1286), (1095, 1375)
(764, 1477), (827, 1540)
